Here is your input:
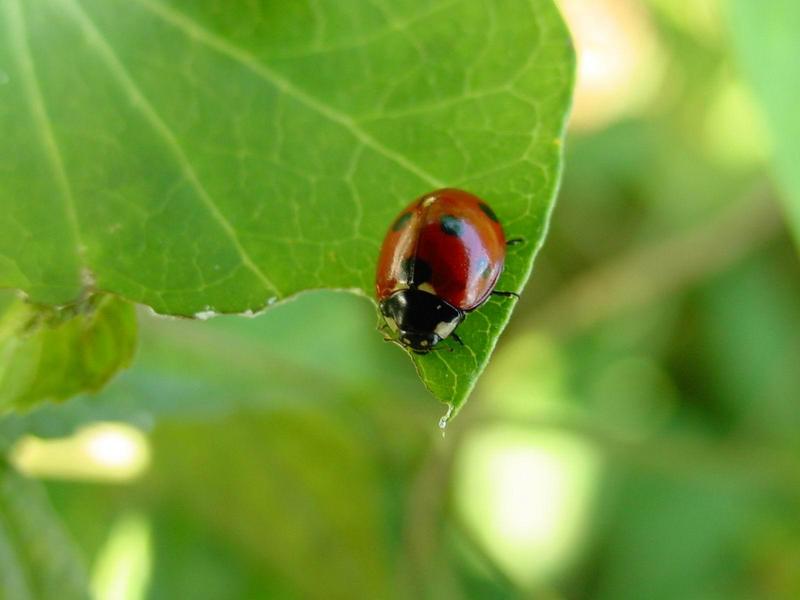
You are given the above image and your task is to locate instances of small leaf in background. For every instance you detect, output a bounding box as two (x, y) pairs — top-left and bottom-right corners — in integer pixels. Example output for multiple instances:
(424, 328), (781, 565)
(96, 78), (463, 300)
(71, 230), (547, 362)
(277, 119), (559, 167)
(0, 0), (574, 410)
(728, 0), (800, 246)
(0, 292), (137, 414)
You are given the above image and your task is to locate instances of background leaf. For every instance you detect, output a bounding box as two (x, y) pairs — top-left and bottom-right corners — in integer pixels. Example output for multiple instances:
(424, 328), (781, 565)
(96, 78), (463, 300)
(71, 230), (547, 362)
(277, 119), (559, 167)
(728, 0), (800, 246)
(0, 0), (574, 410)
(0, 292), (137, 414)
(0, 291), (435, 455)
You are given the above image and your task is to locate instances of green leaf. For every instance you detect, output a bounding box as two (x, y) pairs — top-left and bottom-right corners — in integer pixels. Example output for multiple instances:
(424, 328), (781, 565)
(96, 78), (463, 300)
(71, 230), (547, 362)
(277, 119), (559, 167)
(728, 0), (800, 245)
(0, 0), (574, 411)
(0, 466), (90, 600)
(0, 292), (137, 414)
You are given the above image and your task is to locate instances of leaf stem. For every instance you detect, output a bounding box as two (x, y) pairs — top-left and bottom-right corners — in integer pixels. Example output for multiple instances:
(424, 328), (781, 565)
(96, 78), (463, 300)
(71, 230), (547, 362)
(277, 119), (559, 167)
(465, 410), (800, 493)
(524, 182), (783, 339)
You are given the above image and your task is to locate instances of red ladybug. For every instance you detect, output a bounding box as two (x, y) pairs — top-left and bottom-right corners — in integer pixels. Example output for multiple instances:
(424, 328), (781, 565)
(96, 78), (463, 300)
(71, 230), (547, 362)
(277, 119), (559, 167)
(375, 188), (518, 354)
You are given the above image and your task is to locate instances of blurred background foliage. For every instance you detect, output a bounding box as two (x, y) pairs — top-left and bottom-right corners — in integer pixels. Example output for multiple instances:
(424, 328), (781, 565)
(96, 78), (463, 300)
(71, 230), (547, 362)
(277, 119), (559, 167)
(2, 0), (800, 598)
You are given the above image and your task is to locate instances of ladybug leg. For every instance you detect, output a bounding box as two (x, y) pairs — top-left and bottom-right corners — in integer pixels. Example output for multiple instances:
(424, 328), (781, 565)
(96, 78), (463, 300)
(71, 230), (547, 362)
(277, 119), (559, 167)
(434, 333), (462, 353)
(506, 237), (525, 247)
(491, 290), (520, 299)
(431, 344), (454, 353)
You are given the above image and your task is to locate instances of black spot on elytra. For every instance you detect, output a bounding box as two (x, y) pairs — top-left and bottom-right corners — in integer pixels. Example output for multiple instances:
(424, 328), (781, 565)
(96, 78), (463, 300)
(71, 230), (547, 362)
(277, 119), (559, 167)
(401, 256), (432, 286)
(392, 212), (412, 231)
(440, 215), (463, 236)
(478, 202), (499, 222)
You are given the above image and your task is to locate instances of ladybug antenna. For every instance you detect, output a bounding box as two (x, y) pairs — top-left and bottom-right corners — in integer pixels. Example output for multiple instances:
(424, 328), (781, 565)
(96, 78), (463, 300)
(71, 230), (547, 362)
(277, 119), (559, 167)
(380, 335), (405, 350)
(424, 345), (452, 354)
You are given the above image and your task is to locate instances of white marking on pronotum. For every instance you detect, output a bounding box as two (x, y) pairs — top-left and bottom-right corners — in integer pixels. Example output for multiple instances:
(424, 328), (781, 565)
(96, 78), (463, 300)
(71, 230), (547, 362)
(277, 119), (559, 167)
(434, 319), (458, 340)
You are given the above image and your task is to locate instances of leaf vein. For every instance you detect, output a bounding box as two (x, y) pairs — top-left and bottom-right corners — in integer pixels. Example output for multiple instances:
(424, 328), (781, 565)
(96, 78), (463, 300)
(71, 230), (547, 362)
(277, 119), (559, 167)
(64, 0), (280, 296)
(6, 0), (85, 272)
(127, 0), (445, 189)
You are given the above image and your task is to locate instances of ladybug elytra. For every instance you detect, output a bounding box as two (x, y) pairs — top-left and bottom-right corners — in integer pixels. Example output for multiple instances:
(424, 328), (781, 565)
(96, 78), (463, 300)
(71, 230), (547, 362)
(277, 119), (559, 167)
(375, 188), (517, 354)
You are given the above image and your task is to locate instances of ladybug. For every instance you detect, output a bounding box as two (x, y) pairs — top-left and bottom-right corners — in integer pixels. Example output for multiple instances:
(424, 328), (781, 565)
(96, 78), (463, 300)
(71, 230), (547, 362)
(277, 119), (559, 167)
(375, 188), (519, 354)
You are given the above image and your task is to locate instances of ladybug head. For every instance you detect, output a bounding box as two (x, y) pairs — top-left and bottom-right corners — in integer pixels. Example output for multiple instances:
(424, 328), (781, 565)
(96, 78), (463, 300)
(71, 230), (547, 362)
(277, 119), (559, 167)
(380, 289), (464, 354)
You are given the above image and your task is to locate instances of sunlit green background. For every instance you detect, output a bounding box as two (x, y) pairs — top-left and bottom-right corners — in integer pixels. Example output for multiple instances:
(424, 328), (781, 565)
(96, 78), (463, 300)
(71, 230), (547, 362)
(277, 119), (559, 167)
(3, 0), (800, 598)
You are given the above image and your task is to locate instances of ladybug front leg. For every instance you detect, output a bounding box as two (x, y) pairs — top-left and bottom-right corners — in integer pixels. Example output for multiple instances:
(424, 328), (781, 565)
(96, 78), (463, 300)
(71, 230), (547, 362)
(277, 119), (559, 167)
(376, 317), (395, 341)
(435, 332), (462, 353)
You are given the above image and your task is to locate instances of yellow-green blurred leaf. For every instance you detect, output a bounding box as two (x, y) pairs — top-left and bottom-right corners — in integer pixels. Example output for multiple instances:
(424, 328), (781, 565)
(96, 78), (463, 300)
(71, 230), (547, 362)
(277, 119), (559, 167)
(0, 293), (137, 413)
(729, 0), (800, 246)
